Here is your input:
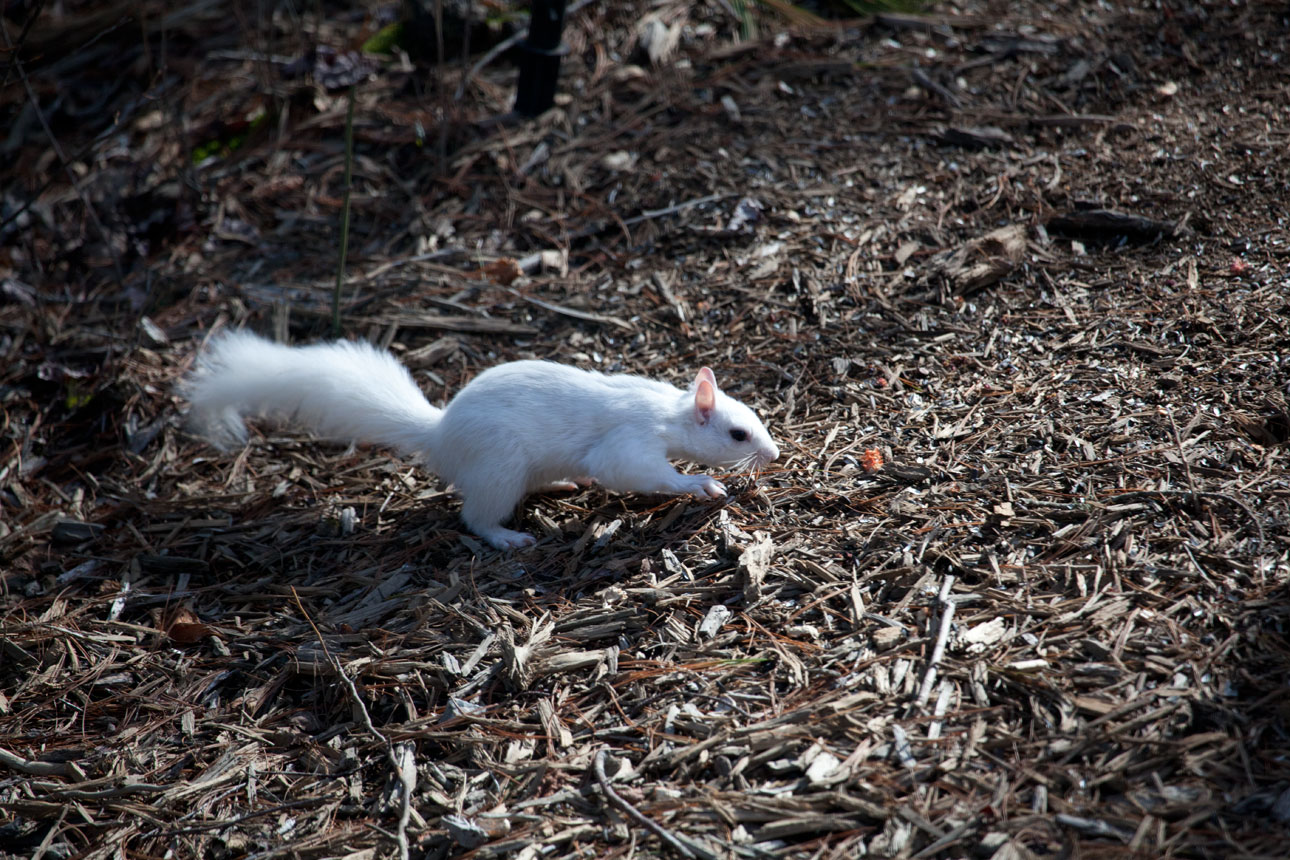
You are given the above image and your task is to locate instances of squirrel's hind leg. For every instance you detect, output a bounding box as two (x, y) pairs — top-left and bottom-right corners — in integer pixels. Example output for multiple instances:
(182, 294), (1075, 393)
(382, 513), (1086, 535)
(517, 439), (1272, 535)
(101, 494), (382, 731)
(459, 479), (536, 550)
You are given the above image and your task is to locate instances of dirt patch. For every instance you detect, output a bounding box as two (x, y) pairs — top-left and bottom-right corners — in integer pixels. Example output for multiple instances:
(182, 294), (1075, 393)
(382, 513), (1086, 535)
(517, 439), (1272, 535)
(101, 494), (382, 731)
(3, 1), (1290, 857)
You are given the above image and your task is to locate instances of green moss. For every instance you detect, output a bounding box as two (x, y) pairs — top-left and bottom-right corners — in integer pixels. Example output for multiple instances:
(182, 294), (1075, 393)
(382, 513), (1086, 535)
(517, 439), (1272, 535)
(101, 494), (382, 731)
(65, 384), (92, 410)
(362, 22), (404, 54)
(191, 108), (269, 164)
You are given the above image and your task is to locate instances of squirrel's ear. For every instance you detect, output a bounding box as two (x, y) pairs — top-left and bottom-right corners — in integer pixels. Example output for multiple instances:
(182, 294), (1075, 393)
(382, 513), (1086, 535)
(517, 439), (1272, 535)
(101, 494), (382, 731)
(694, 378), (716, 425)
(694, 367), (718, 391)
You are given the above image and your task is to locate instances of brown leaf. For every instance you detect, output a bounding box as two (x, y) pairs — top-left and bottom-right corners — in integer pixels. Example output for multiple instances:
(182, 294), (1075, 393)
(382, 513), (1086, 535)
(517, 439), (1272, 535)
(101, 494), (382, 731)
(930, 224), (1027, 294)
(482, 258), (523, 286)
(162, 608), (211, 644)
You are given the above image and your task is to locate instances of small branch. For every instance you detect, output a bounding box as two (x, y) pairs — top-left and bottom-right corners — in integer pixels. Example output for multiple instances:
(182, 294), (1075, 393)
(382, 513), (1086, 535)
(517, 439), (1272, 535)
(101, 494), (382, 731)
(1105, 489), (1265, 547)
(0, 746), (80, 777)
(454, 0), (597, 102)
(0, 0), (48, 86)
(1165, 407), (1198, 495)
(891, 723), (917, 769)
(292, 587), (411, 860)
(151, 799), (325, 837)
(332, 83), (357, 338)
(915, 575), (956, 708)
(908, 66), (962, 109)
(504, 286), (634, 331)
(564, 192), (728, 242)
(31, 803), (67, 860)
(593, 749), (707, 860)
(621, 193), (727, 230)
(26, 780), (168, 800)
(926, 679), (954, 741)
(1, 12), (125, 287)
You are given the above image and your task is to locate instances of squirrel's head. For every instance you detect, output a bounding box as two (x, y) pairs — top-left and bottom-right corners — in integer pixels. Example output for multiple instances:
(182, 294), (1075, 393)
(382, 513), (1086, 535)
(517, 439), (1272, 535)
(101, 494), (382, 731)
(678, 367), (780, 471)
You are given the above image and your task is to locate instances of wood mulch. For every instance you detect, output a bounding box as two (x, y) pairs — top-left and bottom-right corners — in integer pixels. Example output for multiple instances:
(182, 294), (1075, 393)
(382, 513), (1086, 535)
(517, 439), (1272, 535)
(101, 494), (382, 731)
(3, 1), (1289, 857)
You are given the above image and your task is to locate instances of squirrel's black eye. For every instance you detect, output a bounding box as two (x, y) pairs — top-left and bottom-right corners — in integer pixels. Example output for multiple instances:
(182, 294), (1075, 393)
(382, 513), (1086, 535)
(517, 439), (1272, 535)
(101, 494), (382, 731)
(729, 428), (748, 442)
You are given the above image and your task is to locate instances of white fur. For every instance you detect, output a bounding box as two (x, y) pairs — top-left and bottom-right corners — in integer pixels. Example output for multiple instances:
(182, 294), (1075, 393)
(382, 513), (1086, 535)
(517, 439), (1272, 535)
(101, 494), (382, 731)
(184, 331), (780, 549)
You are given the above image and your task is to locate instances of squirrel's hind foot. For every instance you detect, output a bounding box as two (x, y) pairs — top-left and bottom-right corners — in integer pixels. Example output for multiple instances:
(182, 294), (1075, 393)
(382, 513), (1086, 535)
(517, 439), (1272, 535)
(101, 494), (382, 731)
(478, 526), (537, 550)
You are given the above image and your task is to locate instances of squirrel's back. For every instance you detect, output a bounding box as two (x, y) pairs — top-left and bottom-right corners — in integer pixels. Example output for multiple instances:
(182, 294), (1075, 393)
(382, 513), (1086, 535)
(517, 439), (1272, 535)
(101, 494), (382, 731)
(431, 360), (684, 486)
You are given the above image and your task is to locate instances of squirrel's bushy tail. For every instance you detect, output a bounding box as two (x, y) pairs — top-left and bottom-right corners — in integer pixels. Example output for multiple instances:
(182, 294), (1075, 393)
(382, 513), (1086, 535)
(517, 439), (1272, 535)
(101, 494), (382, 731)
(184, 331), (442, 458)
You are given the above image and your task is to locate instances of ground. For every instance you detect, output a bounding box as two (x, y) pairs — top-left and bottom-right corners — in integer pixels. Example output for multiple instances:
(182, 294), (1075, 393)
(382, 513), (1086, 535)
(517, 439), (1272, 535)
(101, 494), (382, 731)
(2, 1), (1290, 858)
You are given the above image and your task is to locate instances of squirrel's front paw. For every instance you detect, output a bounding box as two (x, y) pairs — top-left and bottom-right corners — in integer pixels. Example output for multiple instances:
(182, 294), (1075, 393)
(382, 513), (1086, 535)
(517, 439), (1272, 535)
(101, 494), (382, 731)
(687, 475), (727, 499)
(480, 527), (538, 550)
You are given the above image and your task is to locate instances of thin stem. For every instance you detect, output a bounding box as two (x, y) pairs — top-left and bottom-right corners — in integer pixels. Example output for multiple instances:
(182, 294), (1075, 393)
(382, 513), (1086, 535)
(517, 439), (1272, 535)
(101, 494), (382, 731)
(332, 83), (356, 338)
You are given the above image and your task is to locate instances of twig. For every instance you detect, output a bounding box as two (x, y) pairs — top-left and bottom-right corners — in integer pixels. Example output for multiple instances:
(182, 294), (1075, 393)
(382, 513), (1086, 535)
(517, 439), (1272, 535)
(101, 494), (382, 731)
(455, 28), (520, 101)
(926, 679), (954, 741)
(454, 0), (598, 101)
(621, 193), (727, 229)
(564, 192), (728, 242)
(593, 749), (706, 860)
(1103, 489), (1265, 547)
(0, 746), (81, 777)
(360, 247), (469, 281)
(150, 799), (325, 837)
(908, 66), (963, 108)
(915, 575), (955, 708)
(0, 13), (125, 287)
(333, 83), (357, 338)
(1165, 407), (1198, 494)
(0, 0), (48, 89)
(891, 723), (917, 769)
(31, 803), (67, 860)
(27, 780), (169, 799)
(504, 286), (634, 331)
(292, 587), (412, 860)
(0, 79), (171, 237)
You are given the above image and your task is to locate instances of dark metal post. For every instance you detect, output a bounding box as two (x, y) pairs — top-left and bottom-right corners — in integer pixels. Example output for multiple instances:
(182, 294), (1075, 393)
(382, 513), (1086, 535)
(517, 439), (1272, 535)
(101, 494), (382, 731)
(514, 0), (569, 117)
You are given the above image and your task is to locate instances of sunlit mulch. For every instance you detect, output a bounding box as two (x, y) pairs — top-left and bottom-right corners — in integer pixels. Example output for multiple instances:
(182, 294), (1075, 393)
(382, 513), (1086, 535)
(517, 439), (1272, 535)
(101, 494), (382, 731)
(3, 1), (1290, 858)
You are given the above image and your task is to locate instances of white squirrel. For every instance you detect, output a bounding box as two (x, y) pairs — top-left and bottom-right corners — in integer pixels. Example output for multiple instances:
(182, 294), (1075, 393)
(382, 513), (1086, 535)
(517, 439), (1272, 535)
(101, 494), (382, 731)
(184, 331), (780, 549)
